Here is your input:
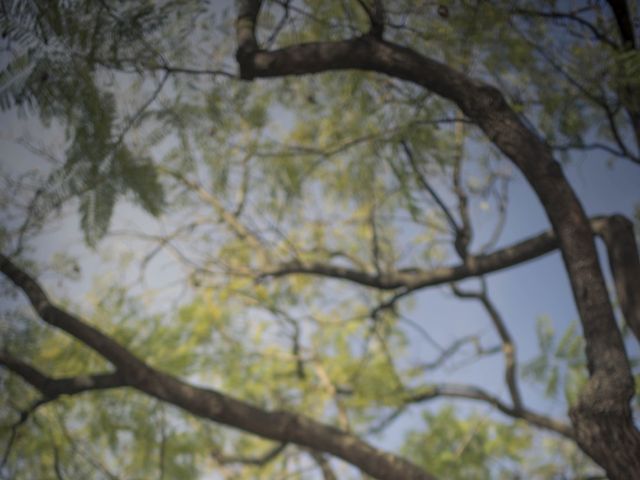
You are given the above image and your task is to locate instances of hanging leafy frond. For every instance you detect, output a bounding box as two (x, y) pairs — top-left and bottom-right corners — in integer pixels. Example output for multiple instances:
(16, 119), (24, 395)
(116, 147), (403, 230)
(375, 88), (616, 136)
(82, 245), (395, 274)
(114, 147), (165, 217)
(79, 177), (117, 247)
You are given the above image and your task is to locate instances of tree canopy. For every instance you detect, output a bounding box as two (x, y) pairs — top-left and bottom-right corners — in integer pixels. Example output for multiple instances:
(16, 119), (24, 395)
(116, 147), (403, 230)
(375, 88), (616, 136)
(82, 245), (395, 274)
(0, 1), (639, 479)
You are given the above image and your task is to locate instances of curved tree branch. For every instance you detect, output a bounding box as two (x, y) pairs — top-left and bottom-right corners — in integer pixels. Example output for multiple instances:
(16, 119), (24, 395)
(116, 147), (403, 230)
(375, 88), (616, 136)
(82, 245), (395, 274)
(263, 224), (558, 289)
(0, 353), (124, 399)
(0, 253), (435, 480)
(265, 214), (640, 344)
(451, 280), (523, 410)
(233, 4), (640, 476)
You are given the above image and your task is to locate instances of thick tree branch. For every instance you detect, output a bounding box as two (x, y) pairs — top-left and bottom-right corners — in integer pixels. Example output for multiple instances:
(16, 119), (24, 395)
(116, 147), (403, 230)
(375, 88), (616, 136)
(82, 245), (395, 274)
(234, 13), (640, 475)
(0, 254), (149, 378)
(606, 0), (637, 49)
(355, 0), (385, 38)
(263, 221), (561, 289)
(0, 254), (435, 480)
(592, 215), (640, 343)
(401, 140), (460, 235)
(262, 210), (640, 353)
(264, 215), (640, 346)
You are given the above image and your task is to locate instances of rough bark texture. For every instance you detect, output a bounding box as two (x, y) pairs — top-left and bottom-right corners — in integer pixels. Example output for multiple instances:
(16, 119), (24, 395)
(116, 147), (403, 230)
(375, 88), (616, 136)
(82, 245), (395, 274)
(234, 3), (640, 478)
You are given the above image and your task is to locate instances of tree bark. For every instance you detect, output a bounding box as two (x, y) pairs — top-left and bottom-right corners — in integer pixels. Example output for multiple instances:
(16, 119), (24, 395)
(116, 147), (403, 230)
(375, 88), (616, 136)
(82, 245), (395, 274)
(234, 3), (640, 477)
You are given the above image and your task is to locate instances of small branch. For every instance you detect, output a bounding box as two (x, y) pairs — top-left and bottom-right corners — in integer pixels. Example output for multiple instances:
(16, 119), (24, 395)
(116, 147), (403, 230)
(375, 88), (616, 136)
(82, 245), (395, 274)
(452, 120), (472, 259)
(366, 406), (407, 435)
(0, 352), (125, 399)
(264, 0), (290, 48)
(159, 167), (267, 254)
(308, 450), (338, 480)
(451, 280), (523, 410)
(233, 153), (253, 217)
(401, 140), (460, 235)
(477, 174), (509, 253)
(113, 71), (169, 150)
(403, 383), (573, 439)
(138, 62), (236, 78)
(513, 8), (619, 49)
(415, 335), (480, 371)
(355, 0), (385, 38)
(369, 201), (382, 275)
(550, 141), (631, 160)
(312, 361), (350, 431)
(370, 287), (411, 319)
(56, 414), (121, 480)
(0, 397), (49, 470)
(602, 101), (639, 163)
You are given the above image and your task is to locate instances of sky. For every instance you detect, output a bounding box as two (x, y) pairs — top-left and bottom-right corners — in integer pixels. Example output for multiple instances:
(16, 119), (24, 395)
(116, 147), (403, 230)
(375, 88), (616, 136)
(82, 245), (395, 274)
(2, 102), (639, 468)
(1, 4), (640, 475)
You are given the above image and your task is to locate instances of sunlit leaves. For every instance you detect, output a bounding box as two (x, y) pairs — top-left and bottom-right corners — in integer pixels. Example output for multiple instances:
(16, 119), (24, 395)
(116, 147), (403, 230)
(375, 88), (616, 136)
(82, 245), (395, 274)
(402, 406), (531, 480)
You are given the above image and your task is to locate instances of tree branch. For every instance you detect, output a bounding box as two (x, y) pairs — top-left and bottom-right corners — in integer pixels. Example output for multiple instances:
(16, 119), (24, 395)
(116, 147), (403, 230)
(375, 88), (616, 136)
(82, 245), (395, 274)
(0, 254), (149, 378)
(401, 140), (460, 235)
(308, 450), (338, 480)
(0, 355), (124, 472)
(592, 215), (640, 343)
(403, 383), (573, 439)
(264, 213), (640, 347)
(513, 8), (619, 49)
(451, 280), (523, 410)
(262, 221), (562, 289)
(0, 253), (435, 480)
(0, 353), (124, 399)
(233, 16), (640, 472)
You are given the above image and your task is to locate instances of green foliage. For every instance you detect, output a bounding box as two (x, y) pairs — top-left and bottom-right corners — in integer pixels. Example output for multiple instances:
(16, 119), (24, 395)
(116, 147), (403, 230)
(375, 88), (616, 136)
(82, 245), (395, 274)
(523, 317), (587, 404)
(402, 406), (531, 479)
(1, 1), (637, 479)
